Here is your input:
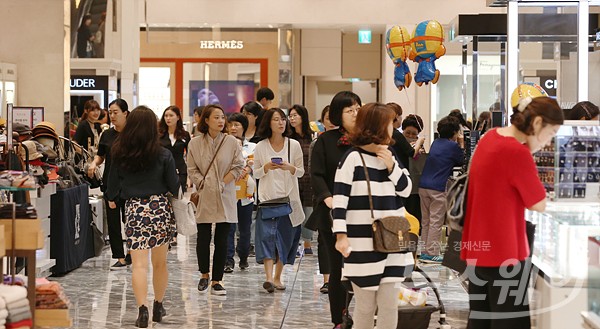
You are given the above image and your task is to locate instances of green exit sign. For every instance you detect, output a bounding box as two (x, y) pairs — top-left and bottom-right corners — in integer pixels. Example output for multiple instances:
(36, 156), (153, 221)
(358, 30), (372, 44)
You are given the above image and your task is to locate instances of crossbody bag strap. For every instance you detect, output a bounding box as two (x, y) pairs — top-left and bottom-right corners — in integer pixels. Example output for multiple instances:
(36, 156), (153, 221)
(358, 151), (375, 219)
(200, 136), (226, 179)
(258, 138), (291, 205)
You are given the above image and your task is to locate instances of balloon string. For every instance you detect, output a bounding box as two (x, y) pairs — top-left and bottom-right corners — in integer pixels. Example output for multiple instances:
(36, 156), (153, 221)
(403, 86), (413, 113)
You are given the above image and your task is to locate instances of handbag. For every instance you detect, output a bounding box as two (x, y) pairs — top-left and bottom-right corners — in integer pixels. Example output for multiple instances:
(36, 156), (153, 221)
(358, 152), (411, 253)
(169, 188), (197, 236)
(257, 139), (292, 220)
(442, 221), (537, 274)
(91, 221), (105, 257)
(190, 137), (226, 207)
(441, 229), (467, 274)
(258, 196), (292, 220)
(445, 172), (468, 232)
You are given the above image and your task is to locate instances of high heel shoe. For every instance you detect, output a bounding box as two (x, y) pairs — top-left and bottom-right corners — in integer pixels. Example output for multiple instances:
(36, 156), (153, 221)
(152, 300), (167, 322)
(135, 305), (149, 328)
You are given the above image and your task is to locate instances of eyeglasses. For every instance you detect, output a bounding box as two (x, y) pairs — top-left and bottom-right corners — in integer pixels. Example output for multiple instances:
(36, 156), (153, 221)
(288, 114), (299, 119)
(343, 106), (360, 115)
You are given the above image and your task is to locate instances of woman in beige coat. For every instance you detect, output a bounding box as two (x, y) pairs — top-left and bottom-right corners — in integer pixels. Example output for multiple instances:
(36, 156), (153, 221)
(187, 104), (244, 295)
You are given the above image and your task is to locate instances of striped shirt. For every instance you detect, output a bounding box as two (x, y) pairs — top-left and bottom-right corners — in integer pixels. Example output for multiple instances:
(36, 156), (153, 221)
(332, 147), (414, 290)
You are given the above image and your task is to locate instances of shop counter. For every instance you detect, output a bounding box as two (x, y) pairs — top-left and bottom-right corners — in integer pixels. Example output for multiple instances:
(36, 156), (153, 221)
(528, 202), (600, 329)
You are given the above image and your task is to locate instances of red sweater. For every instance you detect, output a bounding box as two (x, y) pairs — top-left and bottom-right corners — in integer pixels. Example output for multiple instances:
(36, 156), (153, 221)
(461, 129), (546, 267)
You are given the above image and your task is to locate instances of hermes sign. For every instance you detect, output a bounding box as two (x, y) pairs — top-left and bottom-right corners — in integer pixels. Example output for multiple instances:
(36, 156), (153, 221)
(200, 40), (244, 49)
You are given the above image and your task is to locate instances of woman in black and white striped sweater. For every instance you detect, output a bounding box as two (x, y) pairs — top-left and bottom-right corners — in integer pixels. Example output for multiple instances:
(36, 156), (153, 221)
(332, 102), (414, 329)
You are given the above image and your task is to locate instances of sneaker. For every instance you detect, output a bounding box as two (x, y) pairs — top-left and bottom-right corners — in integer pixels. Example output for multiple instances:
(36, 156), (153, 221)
(296, 245), (303, 258)
(198, 278), (209, 292)
(304, 247), (314, 255)
(320, 282), (329, 294)
(239, 259), (249, 270)
(211, 283), (226, 295)
(249, 244), (255, 257)
(110, 261), (127, 270)
(224, 260), (234, 273)
(419, 254), (444, 263)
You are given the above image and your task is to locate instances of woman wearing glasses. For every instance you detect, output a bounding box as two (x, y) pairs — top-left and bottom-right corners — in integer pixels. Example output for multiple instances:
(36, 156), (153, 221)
(253, 108), (305, 293)
(309, 91), (362, 329)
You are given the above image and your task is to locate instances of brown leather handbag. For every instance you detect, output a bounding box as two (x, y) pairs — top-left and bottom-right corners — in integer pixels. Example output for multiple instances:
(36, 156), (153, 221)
(359, 152), (411, 253)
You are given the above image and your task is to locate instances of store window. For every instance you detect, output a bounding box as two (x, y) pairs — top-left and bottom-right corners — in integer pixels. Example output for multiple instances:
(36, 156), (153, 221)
(139, 67), (171, 118)
(433, 51), (501, 128)
(182, 62), (261, 116)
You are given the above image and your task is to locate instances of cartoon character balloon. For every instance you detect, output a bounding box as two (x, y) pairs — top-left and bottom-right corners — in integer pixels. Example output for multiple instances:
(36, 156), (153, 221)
(386, 26), (413, 91)
(510, 82), (549, 109)
(409, 20), (446, 86)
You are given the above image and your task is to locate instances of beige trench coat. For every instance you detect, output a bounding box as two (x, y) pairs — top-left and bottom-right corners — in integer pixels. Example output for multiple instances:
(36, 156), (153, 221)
(187, 132), (244, 223)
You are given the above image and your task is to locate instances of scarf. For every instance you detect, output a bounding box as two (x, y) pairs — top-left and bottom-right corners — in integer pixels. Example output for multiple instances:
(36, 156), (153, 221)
(337, 127), (351, 147)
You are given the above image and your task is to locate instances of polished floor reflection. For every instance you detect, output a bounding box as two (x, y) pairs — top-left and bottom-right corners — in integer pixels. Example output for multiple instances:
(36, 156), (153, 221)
(52, 234), (469, 328)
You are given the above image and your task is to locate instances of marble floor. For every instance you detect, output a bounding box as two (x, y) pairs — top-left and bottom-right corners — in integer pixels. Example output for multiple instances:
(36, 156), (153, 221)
(51, 234), (469, 328)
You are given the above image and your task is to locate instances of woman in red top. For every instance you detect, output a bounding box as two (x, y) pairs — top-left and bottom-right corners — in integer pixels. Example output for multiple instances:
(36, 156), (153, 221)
(461, 96), (563, 328)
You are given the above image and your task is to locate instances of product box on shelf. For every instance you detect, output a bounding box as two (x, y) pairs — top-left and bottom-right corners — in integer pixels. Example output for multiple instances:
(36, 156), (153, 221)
(0, 218), (43, 250)
(35, 309), (72, 327)
(0, 225), (6, 257)
(535, 121), (600, 202)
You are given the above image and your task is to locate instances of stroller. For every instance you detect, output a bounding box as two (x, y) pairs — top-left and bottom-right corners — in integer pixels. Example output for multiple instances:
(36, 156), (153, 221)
(340, 214), (451, 329)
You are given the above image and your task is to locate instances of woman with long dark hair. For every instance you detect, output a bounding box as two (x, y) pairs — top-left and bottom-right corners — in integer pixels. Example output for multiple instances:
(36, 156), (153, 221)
(187, 105), (245, 295)
(308, 91), (361, 328)
(253, 108), (305, 293)
(288, 104), (315, 254)
(159, 105), (191, 193)
(106, 106), (179, 328)
(88, 98), (130, 270)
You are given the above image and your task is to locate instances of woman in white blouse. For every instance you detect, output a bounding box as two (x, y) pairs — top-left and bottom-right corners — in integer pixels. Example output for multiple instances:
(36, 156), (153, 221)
(253, 108), (305, 293)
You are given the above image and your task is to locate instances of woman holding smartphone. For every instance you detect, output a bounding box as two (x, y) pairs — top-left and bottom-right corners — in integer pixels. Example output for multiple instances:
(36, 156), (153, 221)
(253, 108), (305, 293)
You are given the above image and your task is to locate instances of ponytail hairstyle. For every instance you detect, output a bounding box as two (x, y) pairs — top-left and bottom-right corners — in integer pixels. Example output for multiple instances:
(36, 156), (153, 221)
(510, 97), (564, 135)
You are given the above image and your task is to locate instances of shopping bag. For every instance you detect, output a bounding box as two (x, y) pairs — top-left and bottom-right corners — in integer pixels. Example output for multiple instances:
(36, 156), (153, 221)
(169, 189), (197, 236)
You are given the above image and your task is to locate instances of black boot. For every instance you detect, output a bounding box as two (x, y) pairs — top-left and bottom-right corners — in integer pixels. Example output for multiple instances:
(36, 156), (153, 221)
(135, 305), (149, 328)
(152, 300), (167, 322)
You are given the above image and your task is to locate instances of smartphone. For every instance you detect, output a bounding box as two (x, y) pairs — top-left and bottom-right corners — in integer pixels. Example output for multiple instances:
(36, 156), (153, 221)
(271, 157), (283, 165)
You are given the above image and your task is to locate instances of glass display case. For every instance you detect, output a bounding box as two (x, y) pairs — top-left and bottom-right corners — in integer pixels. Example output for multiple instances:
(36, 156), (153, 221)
(584, 236), (600, 329)
(535, 121), (600, 202)
(527, 202), (600, 329)
(528, 202), (600, 281)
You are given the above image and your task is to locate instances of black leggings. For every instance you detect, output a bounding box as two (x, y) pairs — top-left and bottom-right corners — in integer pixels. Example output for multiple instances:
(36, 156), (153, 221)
(104, 198), (125, 259)
(196, 223), (230, 282)
(319, 226), (350, 325)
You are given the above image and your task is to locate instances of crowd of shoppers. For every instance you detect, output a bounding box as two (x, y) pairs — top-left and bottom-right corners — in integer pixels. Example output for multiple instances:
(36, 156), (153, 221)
(84, 83), (583, 328)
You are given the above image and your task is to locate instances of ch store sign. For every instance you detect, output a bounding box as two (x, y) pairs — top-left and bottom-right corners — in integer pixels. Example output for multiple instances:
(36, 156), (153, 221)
(200, 40), (244, 49)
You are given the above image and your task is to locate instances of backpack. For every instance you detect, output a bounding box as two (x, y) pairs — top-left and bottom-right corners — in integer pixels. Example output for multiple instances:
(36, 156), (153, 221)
(445, 171), (468, 232)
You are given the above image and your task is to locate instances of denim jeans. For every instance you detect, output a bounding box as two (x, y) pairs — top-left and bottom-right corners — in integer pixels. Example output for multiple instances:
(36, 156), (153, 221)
(227, 200), (253, 263)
